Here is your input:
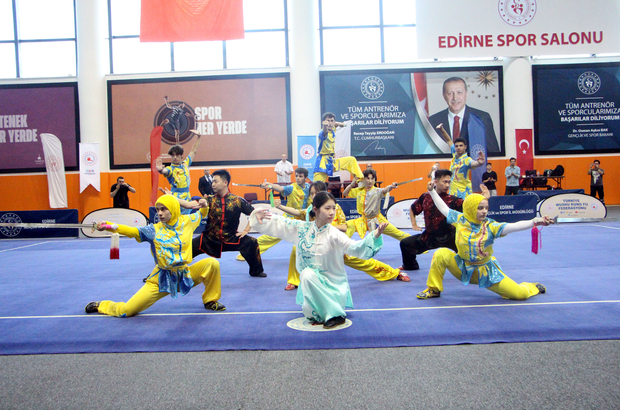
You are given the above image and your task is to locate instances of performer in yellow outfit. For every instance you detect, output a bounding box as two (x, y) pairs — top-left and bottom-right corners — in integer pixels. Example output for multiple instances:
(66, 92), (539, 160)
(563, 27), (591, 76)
(343, 169), (410, 242)
(417, 180), (552, 300)
(85, 194), (224, 317)
(313, 112), (363, 183)
(236, 168), (311, 265)
(278, 181), (409, 288)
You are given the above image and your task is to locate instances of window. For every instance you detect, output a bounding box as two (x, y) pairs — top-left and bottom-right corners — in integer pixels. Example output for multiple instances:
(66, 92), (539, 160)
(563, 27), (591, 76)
(319, 0), (416, 65)
(108, 0), (289, 74)
(0, 0), (77, 78)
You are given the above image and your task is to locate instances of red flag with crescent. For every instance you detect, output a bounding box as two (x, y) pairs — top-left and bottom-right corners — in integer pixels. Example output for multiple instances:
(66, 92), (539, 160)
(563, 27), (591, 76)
(516, 129), (533, 172)
(413, 72), (429, 117)
(150, 126), (163, 206)
(140, 0), (245, 42)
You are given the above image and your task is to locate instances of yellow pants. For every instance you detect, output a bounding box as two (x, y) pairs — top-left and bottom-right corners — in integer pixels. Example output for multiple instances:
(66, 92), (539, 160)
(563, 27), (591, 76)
(287, 246), (400, 285)
(236, 234), (281, 261)
(426, 248), (541, 300)
(313, 156), (363, 182)
(98, 258), (221, 317)
(346, 219), (410, 242)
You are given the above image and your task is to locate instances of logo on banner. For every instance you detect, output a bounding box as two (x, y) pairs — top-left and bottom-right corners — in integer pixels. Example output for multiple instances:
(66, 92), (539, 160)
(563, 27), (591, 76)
(82, 151), (98, 166)
(361, 76), (385, 100)
(154, 98), (197, 146)
(35, 154), (45, 166)
(0, 213), (22, 237)
(578, 72), (601, 95)
(300, 144), (315, 160)
(46, 155), (62, 172)
(498, 0), (537, 26)
(471, 144), (486, 161)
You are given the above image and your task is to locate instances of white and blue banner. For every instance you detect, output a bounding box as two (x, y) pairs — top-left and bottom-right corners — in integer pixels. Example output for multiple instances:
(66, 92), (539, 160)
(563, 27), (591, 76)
(533, 62), (620, 155)
(297, 135), (317, 179)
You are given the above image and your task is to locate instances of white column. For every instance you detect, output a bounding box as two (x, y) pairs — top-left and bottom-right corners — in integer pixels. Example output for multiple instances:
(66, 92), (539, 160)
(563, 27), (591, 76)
(75, 0), (110, 170)
(503, 57), (533, 158)
(288, 0), (320, 163)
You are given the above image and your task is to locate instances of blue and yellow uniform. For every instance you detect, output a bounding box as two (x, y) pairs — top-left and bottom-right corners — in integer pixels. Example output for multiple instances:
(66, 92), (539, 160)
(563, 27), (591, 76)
(94, 195), (222, 317)
(165, 156), (193, 214)
(313, 127), (363, 183)
(449, 144), (474, 199)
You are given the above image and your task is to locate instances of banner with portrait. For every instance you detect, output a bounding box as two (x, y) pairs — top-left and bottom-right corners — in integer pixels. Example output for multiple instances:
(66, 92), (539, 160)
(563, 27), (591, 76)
(0, 83), (80, 174)
(108, 73), (291, 169)
(533, 62), (620, 155)
(320, 67), (504, 161)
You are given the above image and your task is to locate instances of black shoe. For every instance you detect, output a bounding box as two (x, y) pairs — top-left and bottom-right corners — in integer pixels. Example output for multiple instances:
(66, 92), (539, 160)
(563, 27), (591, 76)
(85, 302), (100, 314)
(252, 272), (267, 277)
(534, 283), (546, 294)
(323, 316), (346, 329)
(204, 301), (226, 311)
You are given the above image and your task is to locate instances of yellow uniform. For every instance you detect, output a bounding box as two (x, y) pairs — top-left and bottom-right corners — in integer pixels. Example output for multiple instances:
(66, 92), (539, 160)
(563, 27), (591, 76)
(346, 186), (409, 242)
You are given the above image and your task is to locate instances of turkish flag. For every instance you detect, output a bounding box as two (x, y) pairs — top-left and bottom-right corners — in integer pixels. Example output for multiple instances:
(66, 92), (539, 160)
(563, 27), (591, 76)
(140, 0), (245, 43)
(150, 126), (163, 206)
(413, 72), (429, 117)
(516, 129), (533, 172)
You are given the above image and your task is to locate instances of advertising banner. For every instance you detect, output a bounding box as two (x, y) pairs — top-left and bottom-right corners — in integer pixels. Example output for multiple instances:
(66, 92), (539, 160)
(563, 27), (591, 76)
(539, 193), (606, 220)
(0, 83), (79, 173)
(0, 209), (78, 239)
(486, 194), (537, 223)
(416, 0), (620, 59)
(297, 135), (317, 179)
(108, 74), (291, 169)
(533, 62), (620, 155)
(79, 143), (100, 193)
(320, 68), (504, 160)
(41, 133), (68, 209)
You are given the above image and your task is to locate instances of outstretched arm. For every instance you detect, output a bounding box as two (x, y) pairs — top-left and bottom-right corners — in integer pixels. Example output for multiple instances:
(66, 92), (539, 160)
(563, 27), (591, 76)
(381, 182), (397, 195)
(187, 132), (202, 160)
(501, 216), (554, 236)
(436, 123), (453, 147)
(470, 151), (485, 169)
(156, 157), (170, 177)
(427, 181), (450, 217)
(261, 182), (285, 193)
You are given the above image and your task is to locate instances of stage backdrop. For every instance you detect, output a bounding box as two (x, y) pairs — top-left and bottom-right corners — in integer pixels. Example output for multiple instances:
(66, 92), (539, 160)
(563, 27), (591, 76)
(533, 62), (620, 155)
(320, 68), (504, 160)
(0, 83), (80, 174)
(108, 73), (291, 169)
(416, 0), (620, 59)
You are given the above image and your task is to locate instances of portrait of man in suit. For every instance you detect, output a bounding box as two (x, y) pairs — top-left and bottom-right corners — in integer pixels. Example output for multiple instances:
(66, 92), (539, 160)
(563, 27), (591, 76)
(428, 76), (500, 155)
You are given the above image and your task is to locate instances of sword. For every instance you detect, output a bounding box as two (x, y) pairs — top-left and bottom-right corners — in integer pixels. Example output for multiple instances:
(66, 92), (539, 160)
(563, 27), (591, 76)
(232, 183), (265, 188)
(0, 222), (97, 230)
(395, 177), (423, 186)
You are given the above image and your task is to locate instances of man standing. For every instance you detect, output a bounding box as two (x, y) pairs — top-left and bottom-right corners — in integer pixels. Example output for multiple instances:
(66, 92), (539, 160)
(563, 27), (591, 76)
(274, 154), (294, 184)
(110, 176), (135, 209)
(482, 163), (498, 196)
(192, 170), (266, 278)
(588, 160), (605, 204)
(428, 77), (499, 154)
(449, 137), (485, 199)
(505, 157), (520, 196)
(399, 170), (465, 271)
(198, 168), (214, 196)
(313, 112), (364, 183)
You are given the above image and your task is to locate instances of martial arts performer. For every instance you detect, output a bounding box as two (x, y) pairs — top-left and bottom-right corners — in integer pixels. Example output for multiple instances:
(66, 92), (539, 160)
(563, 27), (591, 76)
(251, 192), (387, 329)
(85, 194), (224, 317)
(236, 167), (311, 263)
(276, 181), (408, 289)
(447, 137), (485, 199)
(192, 169), (266, 277)
(313, 112), (364, 183)
(416, 180), (551, 300)
(399, 169), (465, 271)
(343, 169), (409, 242)
(155, 130), (202, 214)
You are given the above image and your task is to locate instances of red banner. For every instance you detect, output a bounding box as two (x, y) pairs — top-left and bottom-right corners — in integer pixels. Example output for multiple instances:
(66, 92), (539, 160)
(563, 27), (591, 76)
(150, 126), (163, 206)
(140, 0), (244, 42)
(515, 129), (533, 172)
(413, 72), (429, 117)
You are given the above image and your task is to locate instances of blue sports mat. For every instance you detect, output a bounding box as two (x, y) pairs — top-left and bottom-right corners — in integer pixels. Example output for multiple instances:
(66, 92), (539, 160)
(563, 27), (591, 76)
(1, 222), (619, 355)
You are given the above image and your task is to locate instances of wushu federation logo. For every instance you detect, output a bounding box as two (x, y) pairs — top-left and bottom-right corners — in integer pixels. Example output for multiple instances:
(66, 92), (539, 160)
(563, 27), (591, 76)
(361, 76), (385, 100)
(0, 213), (22, 237)
(498, 0), (537, 26)
(300, 144), (315, 160)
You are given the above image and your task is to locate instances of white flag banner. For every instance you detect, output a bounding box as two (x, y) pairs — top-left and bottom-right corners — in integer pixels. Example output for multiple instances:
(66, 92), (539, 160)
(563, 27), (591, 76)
(334, 120), (352, 180)
(40, 133), (68, 208)
(79, 143), (100, 193)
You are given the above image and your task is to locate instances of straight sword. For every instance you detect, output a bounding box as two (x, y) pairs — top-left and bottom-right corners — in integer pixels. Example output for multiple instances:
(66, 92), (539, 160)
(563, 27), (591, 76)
(0, 222), (97, 230)
(232, 183), (264, 188)
(383, 177), (423, 210)
(395, 177), (423, 186)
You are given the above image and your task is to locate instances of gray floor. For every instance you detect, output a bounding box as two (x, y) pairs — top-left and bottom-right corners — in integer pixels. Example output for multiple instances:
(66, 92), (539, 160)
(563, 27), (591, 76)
(0, 341), (619, 409)
(1, 206), (618, 410)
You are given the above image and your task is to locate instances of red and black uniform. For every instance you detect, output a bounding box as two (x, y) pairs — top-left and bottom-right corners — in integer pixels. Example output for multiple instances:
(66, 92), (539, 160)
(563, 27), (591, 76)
(399, 191), (464, 270)
(192, 192), (264, 277)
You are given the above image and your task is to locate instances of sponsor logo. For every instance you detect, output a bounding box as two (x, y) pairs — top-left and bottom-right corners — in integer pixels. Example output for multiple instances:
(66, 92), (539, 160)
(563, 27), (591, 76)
(300, 144), (315, 160)
(361, 76), (385, 100)
(578, 72), (601, 95)
(82, 151), (98, 166)
(470, 144), (486, 161)
(45, 155), (63, 172)
(0, 213), (22, 237)
(498, 0), (536, 26)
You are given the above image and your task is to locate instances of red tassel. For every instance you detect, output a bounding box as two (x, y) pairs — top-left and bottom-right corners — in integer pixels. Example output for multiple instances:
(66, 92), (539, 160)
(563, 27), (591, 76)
(110, 233), (120, 259)
(531, 225), (541, 254)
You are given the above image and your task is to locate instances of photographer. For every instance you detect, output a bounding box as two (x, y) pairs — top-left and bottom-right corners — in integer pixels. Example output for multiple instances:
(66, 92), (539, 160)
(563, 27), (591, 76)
(110, 176), (136, 209)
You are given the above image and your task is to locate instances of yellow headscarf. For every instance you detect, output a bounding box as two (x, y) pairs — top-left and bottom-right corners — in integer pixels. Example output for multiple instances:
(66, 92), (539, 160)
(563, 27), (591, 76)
(155, 194), (180, 225)
(463, 193), (486, 224)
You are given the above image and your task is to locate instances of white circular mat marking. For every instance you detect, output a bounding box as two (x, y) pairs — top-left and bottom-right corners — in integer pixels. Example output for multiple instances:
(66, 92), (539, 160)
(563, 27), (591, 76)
(286, 317), (352, 332)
